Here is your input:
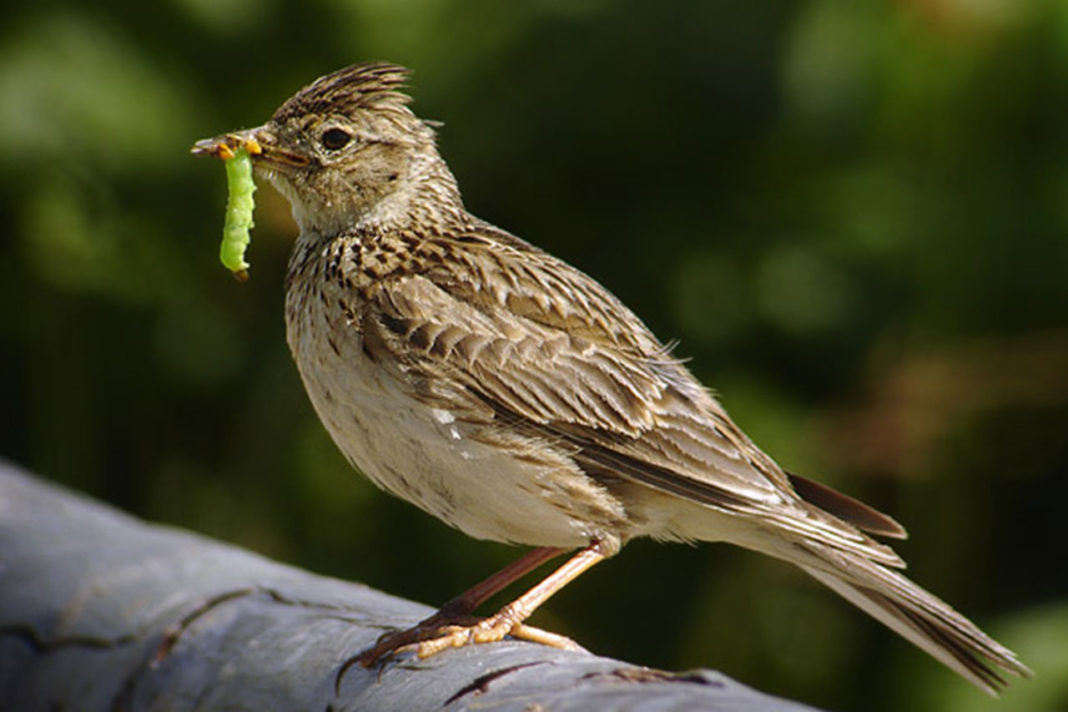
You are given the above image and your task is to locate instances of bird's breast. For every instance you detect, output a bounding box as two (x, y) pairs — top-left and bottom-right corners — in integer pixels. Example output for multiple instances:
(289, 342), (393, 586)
(283, 256), (630, 548)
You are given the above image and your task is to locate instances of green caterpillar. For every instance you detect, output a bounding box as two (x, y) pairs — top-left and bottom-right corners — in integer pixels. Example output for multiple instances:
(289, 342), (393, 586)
(220, 147), (256, 281)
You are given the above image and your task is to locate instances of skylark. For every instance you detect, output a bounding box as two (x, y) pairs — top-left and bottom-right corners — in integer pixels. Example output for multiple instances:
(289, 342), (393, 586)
(193, 62), (1030, 693)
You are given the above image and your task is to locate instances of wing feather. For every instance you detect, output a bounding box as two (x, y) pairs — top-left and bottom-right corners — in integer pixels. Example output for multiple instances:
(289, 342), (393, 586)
(356, 227), (899, 563)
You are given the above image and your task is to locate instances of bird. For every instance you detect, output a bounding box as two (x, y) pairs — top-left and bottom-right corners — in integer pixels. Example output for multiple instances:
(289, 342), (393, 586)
(192, 61), (1031, 694)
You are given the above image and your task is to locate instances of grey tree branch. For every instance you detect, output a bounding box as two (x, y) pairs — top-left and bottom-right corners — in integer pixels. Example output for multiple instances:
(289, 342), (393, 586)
(0, 460), (822, 711)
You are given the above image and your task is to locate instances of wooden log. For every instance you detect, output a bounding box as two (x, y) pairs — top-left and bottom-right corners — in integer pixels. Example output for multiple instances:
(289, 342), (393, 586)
(0, 460), (822, 711)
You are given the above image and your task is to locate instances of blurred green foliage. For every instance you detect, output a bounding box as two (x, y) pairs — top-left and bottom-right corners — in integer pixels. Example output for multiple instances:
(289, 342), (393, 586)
(2, 1), (1066, 710)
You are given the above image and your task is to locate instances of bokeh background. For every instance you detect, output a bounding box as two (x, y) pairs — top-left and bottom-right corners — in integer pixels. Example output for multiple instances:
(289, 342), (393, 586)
(2, 0), (1066, 709)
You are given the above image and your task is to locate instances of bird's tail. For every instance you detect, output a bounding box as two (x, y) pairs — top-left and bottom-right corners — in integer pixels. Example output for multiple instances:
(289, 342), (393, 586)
(788, 540), (1032, 695)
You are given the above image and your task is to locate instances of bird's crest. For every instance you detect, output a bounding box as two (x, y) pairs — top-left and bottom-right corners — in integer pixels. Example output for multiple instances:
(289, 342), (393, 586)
(272, 62), (413, 123)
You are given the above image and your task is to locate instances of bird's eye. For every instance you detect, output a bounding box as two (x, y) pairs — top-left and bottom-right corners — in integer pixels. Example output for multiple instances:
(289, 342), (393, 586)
(321, 128), (352, 151)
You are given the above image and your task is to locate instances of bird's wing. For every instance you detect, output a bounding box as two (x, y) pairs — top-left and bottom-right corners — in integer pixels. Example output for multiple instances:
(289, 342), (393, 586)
(355, 229), (902, 559)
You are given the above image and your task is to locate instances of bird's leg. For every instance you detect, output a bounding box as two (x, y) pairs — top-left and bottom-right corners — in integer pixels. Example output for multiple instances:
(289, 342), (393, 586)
(353, 545), (565, 667)
(355, 540), (615, 666)
(437, 545), (567, 617)
(413, 540), (613, 659)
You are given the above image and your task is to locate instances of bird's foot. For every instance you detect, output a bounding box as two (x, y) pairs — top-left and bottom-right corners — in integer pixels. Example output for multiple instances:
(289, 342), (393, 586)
(353, 605), (581, 668)
(413, 616), (582, 659)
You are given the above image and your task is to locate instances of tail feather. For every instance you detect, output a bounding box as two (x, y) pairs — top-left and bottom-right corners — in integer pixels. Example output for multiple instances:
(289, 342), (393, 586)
(795, 546), (1032, 695)
(785, 471), (906, 539)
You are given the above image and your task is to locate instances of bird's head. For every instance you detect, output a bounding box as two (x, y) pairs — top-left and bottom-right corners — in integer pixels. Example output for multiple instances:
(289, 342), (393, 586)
(193, 62), (462, 234)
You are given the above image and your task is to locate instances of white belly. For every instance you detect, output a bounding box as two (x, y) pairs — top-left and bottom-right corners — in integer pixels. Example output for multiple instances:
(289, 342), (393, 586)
(286, 302), (624, 548)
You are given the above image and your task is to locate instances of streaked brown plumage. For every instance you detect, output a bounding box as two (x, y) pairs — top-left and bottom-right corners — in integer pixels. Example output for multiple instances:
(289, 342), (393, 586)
(193, 62), (1030, 694)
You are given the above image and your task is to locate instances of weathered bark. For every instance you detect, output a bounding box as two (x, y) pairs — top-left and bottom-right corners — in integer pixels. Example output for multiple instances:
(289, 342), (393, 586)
(0, 460), (822, 711)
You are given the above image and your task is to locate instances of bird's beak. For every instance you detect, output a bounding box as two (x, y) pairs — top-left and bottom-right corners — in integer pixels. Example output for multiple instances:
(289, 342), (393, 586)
(190, 126), (309, 167)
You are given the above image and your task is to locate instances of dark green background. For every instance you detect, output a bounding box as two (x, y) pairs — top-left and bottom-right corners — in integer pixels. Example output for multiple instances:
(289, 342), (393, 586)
(2, 1), (1066, 710)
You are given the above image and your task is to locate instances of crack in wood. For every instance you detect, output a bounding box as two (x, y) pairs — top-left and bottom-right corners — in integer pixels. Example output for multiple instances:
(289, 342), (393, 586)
(443, 661), (547, 705)
(580, 667), (725, 687)
(0, 624), (138, 652)
(151, 587), (259, 666)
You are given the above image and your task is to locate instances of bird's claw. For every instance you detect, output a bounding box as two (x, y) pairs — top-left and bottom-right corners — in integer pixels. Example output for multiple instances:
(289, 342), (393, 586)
(351, 612), (582, 668)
